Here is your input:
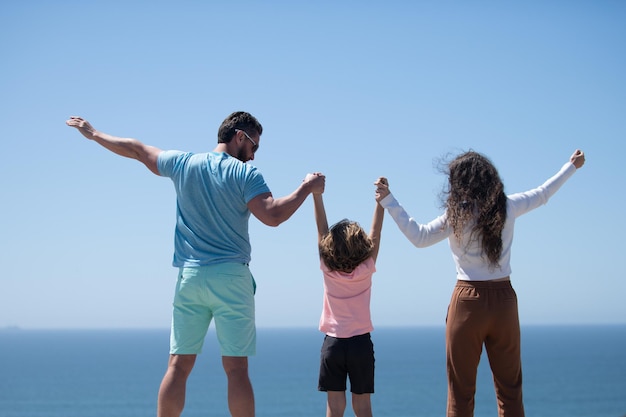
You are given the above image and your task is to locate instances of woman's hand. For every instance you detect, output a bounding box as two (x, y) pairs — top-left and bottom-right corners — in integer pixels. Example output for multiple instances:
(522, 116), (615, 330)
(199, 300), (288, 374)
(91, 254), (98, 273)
(374, 177), (390, 202)
(570, 149), (585, 169)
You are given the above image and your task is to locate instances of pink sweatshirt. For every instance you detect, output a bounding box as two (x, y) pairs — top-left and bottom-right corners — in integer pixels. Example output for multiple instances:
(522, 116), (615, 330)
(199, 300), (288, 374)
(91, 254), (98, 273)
(319, 257), (376, 338)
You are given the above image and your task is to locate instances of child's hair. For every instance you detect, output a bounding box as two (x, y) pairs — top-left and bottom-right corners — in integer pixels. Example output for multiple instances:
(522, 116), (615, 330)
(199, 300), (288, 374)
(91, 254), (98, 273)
(319, 219), (373, 273)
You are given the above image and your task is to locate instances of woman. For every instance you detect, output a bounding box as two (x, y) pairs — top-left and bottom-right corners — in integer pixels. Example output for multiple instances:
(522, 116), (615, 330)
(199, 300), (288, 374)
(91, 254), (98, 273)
(375, 150), (585, 417)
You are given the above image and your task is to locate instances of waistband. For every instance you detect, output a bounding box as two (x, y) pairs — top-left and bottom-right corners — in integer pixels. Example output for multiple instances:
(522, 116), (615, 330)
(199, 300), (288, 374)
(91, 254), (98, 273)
(455, 278), (512, 289)
(325, 332), (371, 341)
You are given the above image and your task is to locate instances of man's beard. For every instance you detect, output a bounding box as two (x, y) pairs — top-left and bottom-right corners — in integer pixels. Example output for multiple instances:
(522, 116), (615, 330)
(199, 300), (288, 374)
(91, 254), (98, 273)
(235, 148), (248, 162)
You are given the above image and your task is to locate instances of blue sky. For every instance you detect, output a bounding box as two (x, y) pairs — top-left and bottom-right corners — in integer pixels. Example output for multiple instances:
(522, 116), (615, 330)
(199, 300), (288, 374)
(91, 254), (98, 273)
(1, 1), (624, 329)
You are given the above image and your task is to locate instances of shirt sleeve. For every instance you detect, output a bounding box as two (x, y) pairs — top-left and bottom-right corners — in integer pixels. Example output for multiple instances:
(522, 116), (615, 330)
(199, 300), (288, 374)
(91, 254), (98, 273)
(379, 194), (450, 248)
(156, 150), (187, 177)
(243, 166), (270, 203)
(508, 161), (577, 218)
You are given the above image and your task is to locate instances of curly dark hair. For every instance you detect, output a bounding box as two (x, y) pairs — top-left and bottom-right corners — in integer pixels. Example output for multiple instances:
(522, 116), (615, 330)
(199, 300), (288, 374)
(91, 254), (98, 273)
(217, 111), (263, 143)
(319, 219), (373, 273)
(443, 151), (507, 268)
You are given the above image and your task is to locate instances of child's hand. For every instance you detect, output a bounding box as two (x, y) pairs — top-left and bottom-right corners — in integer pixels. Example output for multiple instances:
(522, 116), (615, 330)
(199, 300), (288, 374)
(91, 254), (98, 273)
(374, 177), (390, 202)
(304, 172), (325, 194)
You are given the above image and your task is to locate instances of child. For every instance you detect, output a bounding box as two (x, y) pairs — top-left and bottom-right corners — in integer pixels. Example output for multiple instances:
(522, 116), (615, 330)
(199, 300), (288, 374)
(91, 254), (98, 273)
(313, 178), (386, 417)
(375, 150), (585, 417)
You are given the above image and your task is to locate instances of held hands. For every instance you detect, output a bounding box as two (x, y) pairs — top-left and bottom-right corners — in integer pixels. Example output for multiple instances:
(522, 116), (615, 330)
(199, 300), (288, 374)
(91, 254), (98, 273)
(374, 177), (390, 202)
(304, 172), (326, 195)
(570, 149), (585, 169)
(66, 116), (97, 140)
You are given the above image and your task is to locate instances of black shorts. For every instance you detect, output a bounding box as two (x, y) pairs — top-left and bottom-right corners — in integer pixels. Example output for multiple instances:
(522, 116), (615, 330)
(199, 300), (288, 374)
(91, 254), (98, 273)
(318, 333), (375, 394)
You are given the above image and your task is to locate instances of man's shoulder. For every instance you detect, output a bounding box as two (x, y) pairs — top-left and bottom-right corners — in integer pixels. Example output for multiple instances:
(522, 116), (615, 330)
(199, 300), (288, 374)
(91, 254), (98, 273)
(215, 154), (261, 175)
(159, 149), (191, 162)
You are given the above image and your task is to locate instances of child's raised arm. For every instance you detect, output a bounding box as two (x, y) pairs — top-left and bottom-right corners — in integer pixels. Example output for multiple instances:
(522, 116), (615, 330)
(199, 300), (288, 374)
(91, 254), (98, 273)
(370, 177), (387, 262)
(313, 193), (329, 245)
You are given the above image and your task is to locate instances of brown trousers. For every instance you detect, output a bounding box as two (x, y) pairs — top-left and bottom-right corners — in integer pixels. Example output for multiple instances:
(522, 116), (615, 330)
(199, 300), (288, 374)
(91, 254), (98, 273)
(446, 279), (525, 417)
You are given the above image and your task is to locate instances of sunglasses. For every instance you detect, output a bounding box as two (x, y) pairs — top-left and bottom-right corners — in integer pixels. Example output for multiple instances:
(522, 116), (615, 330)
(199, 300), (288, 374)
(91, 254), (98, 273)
(235, 129), (258, 153)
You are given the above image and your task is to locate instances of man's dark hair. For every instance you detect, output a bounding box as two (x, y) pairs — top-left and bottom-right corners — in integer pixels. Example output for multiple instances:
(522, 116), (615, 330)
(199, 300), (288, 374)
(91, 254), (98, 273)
(217, 111), (263, 143)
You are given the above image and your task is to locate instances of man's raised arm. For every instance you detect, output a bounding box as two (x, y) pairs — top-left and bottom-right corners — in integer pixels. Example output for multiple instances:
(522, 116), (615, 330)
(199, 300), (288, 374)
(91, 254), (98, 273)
(66, 116), (162, 175)
(248, 172), (325, 227)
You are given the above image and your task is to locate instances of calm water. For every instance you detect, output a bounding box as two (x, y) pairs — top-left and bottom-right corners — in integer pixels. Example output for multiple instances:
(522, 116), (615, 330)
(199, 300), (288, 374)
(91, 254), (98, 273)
(1, 325), (624, 417)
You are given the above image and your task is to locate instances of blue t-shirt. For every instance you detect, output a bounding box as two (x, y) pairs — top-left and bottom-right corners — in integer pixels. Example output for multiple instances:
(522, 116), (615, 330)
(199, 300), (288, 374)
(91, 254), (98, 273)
(157, 150), (270, 267)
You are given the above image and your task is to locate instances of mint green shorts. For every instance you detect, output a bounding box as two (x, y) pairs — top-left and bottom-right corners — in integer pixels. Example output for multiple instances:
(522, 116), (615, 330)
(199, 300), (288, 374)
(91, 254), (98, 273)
(169, 263), (256, 356)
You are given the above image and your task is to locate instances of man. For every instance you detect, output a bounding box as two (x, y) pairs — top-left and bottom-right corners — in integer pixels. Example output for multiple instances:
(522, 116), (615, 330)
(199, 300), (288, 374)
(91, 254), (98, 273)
(66, 112), (325, 417)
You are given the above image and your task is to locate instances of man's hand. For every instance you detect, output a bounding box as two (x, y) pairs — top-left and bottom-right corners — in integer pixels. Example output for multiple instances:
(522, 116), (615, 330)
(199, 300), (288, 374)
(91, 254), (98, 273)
(303, 172), (325, 195)
(65, 115), (162, 175)
(66, 116), (97, 140)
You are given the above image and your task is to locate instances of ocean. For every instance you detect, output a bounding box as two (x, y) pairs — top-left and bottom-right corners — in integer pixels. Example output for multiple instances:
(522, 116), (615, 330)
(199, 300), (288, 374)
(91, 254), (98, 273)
(1, 325), (624, 417)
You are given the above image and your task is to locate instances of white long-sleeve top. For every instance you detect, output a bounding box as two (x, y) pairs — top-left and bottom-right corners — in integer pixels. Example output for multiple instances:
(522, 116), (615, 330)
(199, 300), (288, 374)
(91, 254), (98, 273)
(379, 162), (577, 281)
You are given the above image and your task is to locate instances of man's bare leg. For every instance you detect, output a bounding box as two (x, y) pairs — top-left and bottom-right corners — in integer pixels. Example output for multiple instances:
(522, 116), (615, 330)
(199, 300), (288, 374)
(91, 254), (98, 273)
(223, 356), (254, 417)
(157, 354), (196, 417)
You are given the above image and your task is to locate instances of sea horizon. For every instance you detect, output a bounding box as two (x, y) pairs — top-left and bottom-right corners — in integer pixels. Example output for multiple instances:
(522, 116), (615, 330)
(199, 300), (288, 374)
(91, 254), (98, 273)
(2, 322), (625, 331)
(2, 324), (625, 417)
